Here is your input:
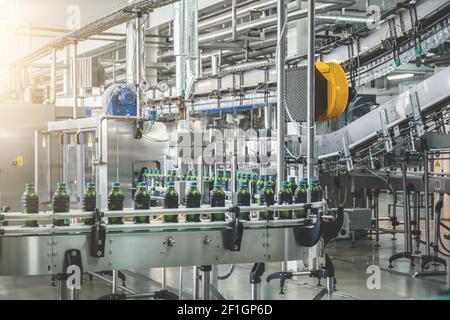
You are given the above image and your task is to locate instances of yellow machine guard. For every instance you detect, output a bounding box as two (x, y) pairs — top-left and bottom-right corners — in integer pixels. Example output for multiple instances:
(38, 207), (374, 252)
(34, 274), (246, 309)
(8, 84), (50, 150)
(316, 61), (349, 121)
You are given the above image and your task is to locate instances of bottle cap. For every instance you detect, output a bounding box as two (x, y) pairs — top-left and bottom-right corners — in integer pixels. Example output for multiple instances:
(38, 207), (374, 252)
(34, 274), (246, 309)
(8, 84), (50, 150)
(57, 182), (66, 188)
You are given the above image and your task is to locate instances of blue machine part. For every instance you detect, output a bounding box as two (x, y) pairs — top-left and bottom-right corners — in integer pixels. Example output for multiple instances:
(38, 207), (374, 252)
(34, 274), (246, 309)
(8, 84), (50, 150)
(107, 85), (137, 116)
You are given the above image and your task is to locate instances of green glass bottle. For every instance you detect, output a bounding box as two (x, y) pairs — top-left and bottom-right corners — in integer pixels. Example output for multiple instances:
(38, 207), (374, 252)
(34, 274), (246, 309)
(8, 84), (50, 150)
(223, 171), (231, 191)
(164, 181), (179, 223)
(236, 173), (242, 190)
(294, 179), (307, 218)
(259, 181), (274, 220)
(269, 175), (276, 192)
(21, 183), (39, 227)
(185, 182), (201, 222)
(288, 177), (298, 195)
(310, 178), (322, 202)
(237, 181), (251, 221)
(217, 170), (224, 184)
(134, 181), (150, 224)
(83, 182), (97, 225)
(108, 182), (124, 225)
(278, 181), (293, 220)
(256, 175), (265, 192)
(251, 174), (258, 193)
(53, 182), (70, 226)
(210, 181), (226, 222)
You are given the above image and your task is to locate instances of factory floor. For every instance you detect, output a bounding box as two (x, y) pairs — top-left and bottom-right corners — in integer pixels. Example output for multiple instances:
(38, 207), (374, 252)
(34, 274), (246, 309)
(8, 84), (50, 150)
(0, 222), (447, 300)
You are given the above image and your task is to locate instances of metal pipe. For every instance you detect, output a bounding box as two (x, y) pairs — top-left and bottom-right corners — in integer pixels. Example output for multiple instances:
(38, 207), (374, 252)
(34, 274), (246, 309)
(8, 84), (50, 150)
(135, 12), (143, 117)
(112, 270), (118, 294)
(424, 149), (431, 256)
(276, 0), (287, 192)
(251, 283), (258, 300)
(199, 0), (277, 31)
(306, 0), (316, 203)
(178, 266), (183, 300)
(401, 161), (412, 253)
(88, 272), (136, 294)
(198, 4), (334, 45)
(434, 194), (444, 258)
(193, 266), (200, 300)
(72, 42), (78, 119)
(202, 269), (210, 300)
(374, 191), (380, 247)
(50, 48), (57, 102)
(58, 279), (68, 300)
(161, 267), (167, 290)
(231, 0), (237, 40)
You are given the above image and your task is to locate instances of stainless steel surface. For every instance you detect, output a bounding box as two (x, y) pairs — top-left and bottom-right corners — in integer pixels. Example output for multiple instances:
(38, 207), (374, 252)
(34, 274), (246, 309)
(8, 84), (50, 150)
(0, 104), (56, 211)
(0, 226), (318, 276)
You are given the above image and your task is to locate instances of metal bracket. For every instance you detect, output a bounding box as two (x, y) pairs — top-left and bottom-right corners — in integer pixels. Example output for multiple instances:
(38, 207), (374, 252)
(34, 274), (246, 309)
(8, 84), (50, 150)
(293, 213), (323, 247)
(409, 91), (426, 137)
(341, 134), (354, 172)
(222, 210), (244, 251)
(89, 209), (106, 258)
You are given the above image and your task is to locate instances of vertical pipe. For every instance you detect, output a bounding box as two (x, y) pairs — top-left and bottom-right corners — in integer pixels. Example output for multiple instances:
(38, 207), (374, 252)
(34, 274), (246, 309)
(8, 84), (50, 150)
(401, 161), (412, 253)
(374, 191), (380, 247)
(178, 266), (183, 300)
(232, 0), (237, 40)
(111, 270), (118, 294)
(161, 267), (167, 290)
(57, 279), (67, 300)
(306, 0), (316, 203)
(135, 13), (143, 117)
(434, 194), (443, 258)
(202, 270), (210, 300)
(72, 42), (78, 119)
(276, 0), (286, 192)
(424, 150), (431, 257)
(192, 266), (199, 300)
(50, 48), (57, 103)
(251, 283), (258, 300)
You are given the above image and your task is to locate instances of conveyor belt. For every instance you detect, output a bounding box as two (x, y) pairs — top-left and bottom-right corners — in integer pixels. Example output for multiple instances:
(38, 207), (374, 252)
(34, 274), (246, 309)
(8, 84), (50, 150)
(307, 66), (450, 167)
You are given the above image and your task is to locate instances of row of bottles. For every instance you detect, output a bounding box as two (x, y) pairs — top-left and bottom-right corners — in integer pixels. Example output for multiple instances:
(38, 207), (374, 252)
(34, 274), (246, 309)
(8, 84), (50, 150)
(20, 177), (322, 226)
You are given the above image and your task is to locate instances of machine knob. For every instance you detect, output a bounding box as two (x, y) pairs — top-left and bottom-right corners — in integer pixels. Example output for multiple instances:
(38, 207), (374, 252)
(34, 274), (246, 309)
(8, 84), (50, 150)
(167, 237), (176, 247)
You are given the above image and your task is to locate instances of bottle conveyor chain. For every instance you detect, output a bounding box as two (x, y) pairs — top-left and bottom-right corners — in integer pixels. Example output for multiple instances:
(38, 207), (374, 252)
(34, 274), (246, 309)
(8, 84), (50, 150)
(310, 66), (450, 167)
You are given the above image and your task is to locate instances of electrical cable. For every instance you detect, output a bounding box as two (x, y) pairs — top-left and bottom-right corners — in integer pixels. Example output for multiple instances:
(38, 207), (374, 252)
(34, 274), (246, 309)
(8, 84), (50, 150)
(217, 264), (236, 280)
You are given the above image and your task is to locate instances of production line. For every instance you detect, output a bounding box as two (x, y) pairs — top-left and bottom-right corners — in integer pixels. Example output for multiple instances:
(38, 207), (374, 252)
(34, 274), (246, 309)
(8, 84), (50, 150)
(1, 0), (450, 302)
